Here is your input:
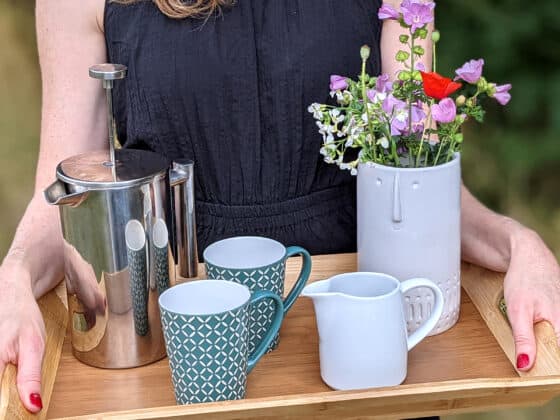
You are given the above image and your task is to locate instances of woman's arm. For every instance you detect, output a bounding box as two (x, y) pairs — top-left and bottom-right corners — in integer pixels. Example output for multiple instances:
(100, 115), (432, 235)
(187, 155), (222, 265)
(0, 0), (107, 411)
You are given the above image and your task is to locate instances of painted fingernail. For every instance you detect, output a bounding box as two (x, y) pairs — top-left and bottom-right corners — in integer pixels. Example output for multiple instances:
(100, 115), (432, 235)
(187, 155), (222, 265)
(516, 353), (530, 369)
(30, 393), (43, 410)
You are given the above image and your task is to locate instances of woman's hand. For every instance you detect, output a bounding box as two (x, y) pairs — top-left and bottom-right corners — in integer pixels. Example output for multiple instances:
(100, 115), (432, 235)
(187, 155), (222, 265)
(461, 186), (560, 371)
(0, 262), (46, 413)
(503, 229), (560, 371)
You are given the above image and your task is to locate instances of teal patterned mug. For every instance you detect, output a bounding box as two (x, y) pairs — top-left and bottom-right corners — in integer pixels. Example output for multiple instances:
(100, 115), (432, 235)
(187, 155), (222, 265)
(204, 236), (312, 354)
(159, 280), (284, 404)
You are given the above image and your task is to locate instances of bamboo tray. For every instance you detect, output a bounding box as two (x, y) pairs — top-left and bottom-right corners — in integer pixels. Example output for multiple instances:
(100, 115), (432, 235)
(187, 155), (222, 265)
(14, 254), (560, 419)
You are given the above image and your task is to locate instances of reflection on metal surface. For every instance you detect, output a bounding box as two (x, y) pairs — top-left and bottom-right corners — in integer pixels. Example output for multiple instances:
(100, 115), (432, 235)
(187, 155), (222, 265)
(171, 160), (198, 279)
(46, 150), (198, 368)
(126, 220), (149, 336)
(153, 218), (170, 296)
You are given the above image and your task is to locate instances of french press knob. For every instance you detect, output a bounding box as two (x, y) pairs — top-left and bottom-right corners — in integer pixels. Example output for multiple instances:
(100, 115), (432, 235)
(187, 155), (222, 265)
(89, 64), (127, 167)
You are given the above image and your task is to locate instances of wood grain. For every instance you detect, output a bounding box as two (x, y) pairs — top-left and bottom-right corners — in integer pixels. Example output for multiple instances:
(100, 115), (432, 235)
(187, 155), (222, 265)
(44, 253), (560, 419)
(58, 378), (560, 420)
(0, 281), (68, 420)
(462, 263), (560, 376)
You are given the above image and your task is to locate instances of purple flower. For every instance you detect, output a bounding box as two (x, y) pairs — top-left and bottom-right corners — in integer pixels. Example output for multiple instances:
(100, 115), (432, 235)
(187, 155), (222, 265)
(330, 75), (348, 91)
(410, 103), (426, 133)
(415, 62), (426, 72)
(431, 98), (457, 123)
(492, 83), (512, 105)
(378, 3), (400, 20)
(401, 0), (435, 33)
(455, 59), (484, 84)
(382, 94), (406, 115)
(383, 95), (426, 135)
(375, 73), (393, 93)
(367, 74), (393, 103)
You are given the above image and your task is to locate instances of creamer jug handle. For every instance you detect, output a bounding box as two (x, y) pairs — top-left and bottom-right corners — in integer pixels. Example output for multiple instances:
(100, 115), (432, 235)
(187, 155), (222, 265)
(170, 160), (198, 279)
(400, 278), (444, 350)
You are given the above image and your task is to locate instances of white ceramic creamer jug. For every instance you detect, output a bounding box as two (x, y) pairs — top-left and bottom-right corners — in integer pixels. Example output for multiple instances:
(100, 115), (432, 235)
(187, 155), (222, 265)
(302, 272), (444, 390)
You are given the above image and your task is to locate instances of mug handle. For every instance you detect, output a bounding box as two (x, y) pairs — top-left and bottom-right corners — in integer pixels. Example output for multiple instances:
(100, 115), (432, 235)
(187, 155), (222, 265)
(247, 291), (285, 373)
(400, 278), (444, 351)
(282, 246), (312, 314)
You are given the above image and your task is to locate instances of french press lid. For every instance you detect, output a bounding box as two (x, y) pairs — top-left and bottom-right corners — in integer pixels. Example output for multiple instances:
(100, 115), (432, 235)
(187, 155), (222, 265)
(56, 149), (170, 189)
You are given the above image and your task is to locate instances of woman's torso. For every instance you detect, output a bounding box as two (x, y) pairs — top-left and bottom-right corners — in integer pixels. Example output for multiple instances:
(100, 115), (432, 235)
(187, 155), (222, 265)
(105, 0), (382, 256)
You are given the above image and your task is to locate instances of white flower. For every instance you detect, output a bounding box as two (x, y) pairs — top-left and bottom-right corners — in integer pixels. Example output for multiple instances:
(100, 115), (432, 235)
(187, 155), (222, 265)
(308, 103), (323, 120)
(370, 91), (387, 104)
(377, 136), (389, 149)
(345, 137), (354, 147)
(336, 91), (345, 103)
(339, 163), (351, 170)
(361, 113), (369, 123)
(350, 168), (358, 176)
(324, 156), (334, 164)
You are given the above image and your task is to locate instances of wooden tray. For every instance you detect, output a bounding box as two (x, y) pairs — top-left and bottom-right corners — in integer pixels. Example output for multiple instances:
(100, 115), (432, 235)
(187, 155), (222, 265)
(10, 254), (560, 419)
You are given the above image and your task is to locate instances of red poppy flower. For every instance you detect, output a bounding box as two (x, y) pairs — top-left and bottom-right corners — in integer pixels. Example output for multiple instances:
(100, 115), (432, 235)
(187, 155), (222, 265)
(420, 71), (462, 100)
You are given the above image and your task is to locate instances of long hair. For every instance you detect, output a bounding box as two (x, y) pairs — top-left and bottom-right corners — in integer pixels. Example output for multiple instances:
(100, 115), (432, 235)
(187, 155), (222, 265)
(114, 0), (235, 19)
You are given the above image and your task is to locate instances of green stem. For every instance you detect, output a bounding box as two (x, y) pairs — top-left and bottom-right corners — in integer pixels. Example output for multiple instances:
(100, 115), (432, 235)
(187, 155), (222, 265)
(432, 36), (437, 73)
(408, 33), (415, 143)
(433, 135), (445, 166)
(361, 57), (377, 162)
(416, 106), (432, 167)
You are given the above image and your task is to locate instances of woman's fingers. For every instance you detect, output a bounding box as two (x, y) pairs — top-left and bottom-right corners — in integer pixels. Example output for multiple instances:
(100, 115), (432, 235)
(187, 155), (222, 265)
(16, 332), (45, 413)
(507, 297), (536, 371)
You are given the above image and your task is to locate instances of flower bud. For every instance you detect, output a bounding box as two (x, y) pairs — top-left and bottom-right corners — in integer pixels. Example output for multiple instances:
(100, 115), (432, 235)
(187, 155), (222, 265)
(360, 45), (371, 61)
(476, 76), (488, 92)
(431, 30), (441, 43)
(398, 71), (412, 81)
(454, 133), (464, 143)
(466, 98), (476, 107)
(455, 95), (466, 107)
(396, 50), (410, 62)
(417, 28), (428, 40)
(413, 46), (425, 56)
(412, 70), (422, 81)
(399, 34), (410, 43)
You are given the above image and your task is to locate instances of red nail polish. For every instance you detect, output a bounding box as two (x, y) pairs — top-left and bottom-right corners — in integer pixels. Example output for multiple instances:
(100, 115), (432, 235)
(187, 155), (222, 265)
(29, 393), (43, 410)
(517, 353), (530, 369)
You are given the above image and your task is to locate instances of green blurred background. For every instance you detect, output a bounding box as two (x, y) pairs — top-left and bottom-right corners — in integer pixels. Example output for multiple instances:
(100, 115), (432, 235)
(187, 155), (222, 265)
(0, 1), (558, 418)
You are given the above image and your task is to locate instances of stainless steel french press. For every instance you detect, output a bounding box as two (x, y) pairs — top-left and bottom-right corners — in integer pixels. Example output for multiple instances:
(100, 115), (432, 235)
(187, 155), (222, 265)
(44, 64), (198, 368)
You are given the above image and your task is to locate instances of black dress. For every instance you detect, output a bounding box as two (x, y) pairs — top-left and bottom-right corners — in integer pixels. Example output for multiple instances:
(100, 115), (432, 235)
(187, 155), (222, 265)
(105, 0), (382, 257)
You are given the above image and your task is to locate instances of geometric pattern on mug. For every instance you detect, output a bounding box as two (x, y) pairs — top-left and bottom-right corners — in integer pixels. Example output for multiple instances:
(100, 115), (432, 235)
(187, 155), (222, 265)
(206, 262), (285, 353)
(161, 308), (249, 404)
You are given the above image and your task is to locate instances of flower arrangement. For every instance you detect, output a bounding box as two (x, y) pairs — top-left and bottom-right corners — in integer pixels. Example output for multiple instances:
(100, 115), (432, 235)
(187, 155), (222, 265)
(308, 0), (512, 172)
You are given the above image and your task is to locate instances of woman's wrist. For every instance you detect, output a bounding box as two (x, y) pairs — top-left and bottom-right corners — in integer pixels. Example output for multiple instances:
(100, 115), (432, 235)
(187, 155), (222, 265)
(0, 250), (34, 293)
(505, 217), (548, 265)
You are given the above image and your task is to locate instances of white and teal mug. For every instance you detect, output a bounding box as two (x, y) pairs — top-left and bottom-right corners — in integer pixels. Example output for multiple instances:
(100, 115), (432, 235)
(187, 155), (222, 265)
(204, 236), (311, 354)
(159, 280), (284, 404)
